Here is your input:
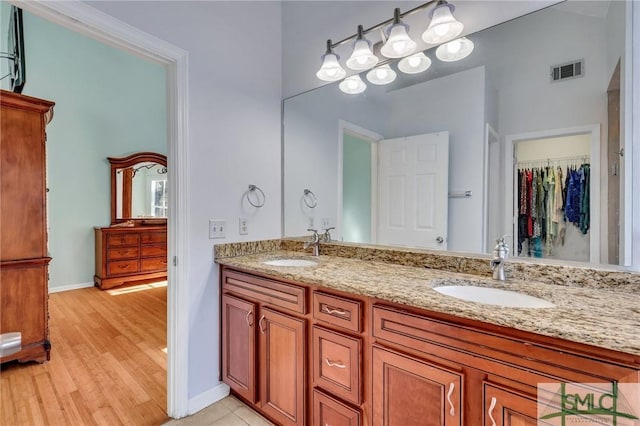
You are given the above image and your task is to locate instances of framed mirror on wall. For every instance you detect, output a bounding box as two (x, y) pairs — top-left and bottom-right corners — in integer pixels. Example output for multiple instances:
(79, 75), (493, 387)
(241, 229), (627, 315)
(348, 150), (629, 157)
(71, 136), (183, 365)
(108, 151), (168, 224)
(283, 0), (634, 268)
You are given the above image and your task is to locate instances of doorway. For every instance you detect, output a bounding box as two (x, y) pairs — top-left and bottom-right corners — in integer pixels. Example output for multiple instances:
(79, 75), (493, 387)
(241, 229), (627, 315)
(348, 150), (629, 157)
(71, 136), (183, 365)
(11, 0), (190, 418)
(504, 125), (601, 263)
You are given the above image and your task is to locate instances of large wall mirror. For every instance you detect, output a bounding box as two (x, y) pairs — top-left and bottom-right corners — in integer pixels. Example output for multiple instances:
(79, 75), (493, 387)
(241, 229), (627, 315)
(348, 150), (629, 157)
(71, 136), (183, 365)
(283, 1), (633, 267)
(109, 152), (168, 224)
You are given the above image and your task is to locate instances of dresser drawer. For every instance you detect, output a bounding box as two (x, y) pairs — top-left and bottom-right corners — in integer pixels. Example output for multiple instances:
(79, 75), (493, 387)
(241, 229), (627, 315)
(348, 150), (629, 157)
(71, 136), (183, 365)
(141, 245), (167, 257)
(313, 389), (361, 426)
(313, 326), (362, 405)
(107, 247), (140, 261)
(141, 232), (166, 245)
(141, 256), (168, 272)
(222, 269), (306, 314)
(107, 260), (139, 275)
(107, 233), (139, 247)
(313, 291), (362, 333)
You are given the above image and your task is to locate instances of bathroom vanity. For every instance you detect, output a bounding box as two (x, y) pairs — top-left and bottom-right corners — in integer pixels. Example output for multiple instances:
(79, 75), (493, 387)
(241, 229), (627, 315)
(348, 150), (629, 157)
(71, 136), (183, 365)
(216, 242), (640, 426)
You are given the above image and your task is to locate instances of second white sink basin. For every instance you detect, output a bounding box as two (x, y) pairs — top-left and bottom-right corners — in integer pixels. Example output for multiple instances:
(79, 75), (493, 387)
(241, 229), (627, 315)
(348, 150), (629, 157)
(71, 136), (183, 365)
(433, 285), (555, 308)
(263, 258), (318, 267)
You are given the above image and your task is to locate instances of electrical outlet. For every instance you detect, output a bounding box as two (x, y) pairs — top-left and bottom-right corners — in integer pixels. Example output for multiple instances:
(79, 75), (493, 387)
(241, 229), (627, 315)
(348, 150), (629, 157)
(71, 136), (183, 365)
(307, 217), (315, 229)
(209, 220), (226, 239)
(239, 217), (248, 235)
(321, 217), (331, 229)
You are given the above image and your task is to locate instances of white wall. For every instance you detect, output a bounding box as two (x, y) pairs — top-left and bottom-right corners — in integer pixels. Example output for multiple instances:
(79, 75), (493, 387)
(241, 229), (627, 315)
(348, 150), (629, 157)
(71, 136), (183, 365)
(87, 0), (283, 403)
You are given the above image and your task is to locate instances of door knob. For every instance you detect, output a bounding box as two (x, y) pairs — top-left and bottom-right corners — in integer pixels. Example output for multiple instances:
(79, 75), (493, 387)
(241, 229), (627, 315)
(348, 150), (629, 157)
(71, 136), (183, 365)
(436, 236), (444, 244)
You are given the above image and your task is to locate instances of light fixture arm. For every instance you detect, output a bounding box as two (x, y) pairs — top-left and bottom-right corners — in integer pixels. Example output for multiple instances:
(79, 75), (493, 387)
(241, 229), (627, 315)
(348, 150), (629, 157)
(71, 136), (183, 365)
(328, 0), (438, 49)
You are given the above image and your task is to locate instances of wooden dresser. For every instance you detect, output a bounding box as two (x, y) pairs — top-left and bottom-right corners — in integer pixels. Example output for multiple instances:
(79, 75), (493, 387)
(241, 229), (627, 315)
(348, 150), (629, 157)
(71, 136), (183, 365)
(94, 225), (167, 289)
(0, 90), (54, 364)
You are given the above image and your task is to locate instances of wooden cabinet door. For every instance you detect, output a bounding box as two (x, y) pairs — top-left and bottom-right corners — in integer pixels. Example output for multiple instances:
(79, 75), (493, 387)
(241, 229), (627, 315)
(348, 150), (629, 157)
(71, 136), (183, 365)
(372, 346), (463, 426)
(222, 294), (257, 403)
(484, 383), (545, 426)
(259, 307), (306, 426)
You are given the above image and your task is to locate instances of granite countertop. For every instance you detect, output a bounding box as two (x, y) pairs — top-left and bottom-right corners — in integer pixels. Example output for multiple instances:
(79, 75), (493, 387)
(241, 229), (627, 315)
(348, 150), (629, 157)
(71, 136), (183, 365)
(217, 250), (640, 357)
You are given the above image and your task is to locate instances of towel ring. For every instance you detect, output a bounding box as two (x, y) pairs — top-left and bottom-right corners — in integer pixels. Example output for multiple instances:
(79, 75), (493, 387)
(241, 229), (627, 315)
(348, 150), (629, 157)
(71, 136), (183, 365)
(247, 184), (266, 208)
(303, 189), (317, 208)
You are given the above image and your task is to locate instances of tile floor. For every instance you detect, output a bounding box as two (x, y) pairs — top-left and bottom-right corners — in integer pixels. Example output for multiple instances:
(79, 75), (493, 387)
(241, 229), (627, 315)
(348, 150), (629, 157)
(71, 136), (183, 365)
(164, 395), (274, 426)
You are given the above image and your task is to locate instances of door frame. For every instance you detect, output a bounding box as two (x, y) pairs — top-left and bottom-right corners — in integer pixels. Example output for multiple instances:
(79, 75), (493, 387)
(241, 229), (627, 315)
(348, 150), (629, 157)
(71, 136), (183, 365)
(504, 125), (600, 264)
(484, 123), (501, 253)
(10, 0), (191, 418)
(337, 120), (383, 243)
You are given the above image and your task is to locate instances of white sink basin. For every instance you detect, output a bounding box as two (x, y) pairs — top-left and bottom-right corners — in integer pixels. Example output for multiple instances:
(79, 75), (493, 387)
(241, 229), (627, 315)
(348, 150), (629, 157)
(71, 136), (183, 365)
(433, 285), (555, 308)
(263, 258), (318, 267)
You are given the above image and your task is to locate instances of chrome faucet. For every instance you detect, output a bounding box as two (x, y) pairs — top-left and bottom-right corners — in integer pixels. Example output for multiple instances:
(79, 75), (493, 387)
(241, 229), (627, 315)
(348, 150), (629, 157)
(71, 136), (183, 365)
(490, 236), (509, 281)
(303, 228), (321, 256)
(321, 227), (335, 243)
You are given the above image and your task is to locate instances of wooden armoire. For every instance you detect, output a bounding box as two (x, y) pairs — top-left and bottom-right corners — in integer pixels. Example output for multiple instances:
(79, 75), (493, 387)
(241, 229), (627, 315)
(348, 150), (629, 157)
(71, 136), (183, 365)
(0, 90), (55, 363)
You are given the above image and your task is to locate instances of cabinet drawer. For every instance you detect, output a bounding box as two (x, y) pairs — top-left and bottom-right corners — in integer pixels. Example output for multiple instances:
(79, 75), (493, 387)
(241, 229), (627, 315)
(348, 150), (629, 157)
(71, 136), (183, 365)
(372, 305), (635, 385)
(107, 247), (140, 260)
(141, 257), (168, 272)
(141, 232), (166, 244)
(313, 326), (362, 405)
(107, 260), (139, 275)
(107, 233), (139, 247)
(222, 269), (306, 314)
(313, 291), (362, 333)
(313, 389), (361, 426)
(141, 245), (167, 257)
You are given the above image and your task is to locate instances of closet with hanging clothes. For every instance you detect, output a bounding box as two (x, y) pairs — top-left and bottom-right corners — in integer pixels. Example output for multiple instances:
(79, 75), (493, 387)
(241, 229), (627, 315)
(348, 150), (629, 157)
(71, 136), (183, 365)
(516, 156), (590, 261)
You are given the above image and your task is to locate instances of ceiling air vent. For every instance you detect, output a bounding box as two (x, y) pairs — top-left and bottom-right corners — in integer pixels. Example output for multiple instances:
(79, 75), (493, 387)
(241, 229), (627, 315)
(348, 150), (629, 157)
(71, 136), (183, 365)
(551, 59), (584, 82)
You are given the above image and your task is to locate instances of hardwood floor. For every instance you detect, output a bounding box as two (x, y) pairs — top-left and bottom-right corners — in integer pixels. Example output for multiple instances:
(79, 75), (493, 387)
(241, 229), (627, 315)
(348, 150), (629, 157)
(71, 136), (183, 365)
(0, 282), (168, 426)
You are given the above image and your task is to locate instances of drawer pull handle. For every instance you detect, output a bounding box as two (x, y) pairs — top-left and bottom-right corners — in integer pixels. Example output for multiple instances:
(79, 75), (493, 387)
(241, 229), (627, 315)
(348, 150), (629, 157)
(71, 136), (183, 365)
(447, 382), (455, 416)
(258, 315), (265, 334)
(245, 311), (253, 326)
(488, 396), (497, 426)
(322, 306), (347, 316)
(324, 358), (346, 369)
(118, 264), (130, 269)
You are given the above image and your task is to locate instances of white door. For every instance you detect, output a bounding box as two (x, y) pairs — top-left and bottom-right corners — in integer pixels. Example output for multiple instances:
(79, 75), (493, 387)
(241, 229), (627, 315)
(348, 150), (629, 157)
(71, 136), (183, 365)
(377, 132), (449, 249)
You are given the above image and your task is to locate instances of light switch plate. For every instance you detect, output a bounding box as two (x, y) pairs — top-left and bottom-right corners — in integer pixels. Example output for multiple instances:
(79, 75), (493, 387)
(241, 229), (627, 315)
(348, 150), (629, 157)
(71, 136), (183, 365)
(209, 220), (226, 239)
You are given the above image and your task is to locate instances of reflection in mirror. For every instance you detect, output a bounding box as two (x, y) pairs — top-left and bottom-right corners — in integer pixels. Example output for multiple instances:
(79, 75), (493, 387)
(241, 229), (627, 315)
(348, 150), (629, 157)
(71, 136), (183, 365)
(283, 1), (632, 266)
(109, 152), (167, 224)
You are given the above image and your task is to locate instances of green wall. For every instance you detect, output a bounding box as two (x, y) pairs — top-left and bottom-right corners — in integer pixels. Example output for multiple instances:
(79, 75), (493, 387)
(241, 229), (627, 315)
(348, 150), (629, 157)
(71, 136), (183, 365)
(342, 132), (372, 243)
(2, 4), (167, 290)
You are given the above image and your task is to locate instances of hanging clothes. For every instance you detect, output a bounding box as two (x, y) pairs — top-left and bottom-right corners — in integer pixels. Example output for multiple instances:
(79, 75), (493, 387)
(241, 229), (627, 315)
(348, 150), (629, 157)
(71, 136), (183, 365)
(515, 159), (589, 260)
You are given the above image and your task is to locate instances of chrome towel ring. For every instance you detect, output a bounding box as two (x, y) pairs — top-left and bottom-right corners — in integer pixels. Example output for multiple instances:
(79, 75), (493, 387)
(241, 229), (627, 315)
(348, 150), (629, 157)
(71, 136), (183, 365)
(303, 189), (317, 208)
(247, 184), (266, 208)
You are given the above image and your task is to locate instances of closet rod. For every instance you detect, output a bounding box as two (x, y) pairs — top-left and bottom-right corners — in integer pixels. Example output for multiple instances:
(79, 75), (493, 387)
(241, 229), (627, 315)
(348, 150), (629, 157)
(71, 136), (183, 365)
(516, 154), (589, 167)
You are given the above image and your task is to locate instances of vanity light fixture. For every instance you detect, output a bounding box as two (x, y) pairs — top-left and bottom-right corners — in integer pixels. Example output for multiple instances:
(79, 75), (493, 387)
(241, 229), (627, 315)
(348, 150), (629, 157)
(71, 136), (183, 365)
(380, 8), (417, 59)
(316, 39), (346, 82)
(398, 52), (432, 74)
(346, 25), (379, 70)
(339, 74), (367, 94)
(366, 64), (397, 85)
(422, 0), (464, 44)
(435, 37), (474, 62)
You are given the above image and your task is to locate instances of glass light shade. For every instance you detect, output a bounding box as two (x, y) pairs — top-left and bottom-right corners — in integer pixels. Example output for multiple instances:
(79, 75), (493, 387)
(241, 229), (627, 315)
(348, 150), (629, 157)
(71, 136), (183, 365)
(422, 3), (464, 44)
(316, 52), (346, 82)
(339, 75), (367, 94)
(435, 37), (474, 62)
(398, 52), (432, 74)
(346, 39), (379, 71)
(366, 64), (397, 85)
(380, 23), (416, 58)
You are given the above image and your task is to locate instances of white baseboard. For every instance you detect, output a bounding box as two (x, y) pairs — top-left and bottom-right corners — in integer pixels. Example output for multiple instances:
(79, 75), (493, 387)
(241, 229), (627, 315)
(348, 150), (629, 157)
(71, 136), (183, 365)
(48, 281), (94, 294)
(187, 382), (230, 416)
